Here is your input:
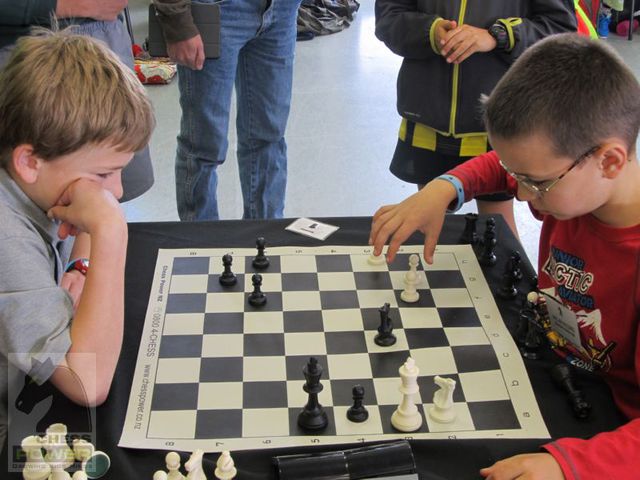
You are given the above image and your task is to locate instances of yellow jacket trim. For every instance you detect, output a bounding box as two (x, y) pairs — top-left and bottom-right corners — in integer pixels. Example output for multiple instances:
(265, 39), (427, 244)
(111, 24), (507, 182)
(429, 17), (444, 54)
(412, 122), (437, 150)
(399, 118), (408, 141)
(460, 135), (488, 157)
(497, 17), (523, 52)
(449, 0), (468, 134)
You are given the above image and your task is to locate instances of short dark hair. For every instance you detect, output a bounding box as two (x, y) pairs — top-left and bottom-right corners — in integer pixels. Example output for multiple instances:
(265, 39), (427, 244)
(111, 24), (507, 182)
(484, 33), (640, 158)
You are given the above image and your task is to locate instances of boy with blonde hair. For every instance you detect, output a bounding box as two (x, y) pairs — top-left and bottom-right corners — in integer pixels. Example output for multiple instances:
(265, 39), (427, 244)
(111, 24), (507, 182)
(0, 31), (155, 444)
(370, 33), (640, 479)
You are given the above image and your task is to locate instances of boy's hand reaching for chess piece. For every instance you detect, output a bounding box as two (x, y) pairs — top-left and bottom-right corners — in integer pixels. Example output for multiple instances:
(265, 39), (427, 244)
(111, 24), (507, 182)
(369, 179), (457, 264)
(480, 452), (564, 480)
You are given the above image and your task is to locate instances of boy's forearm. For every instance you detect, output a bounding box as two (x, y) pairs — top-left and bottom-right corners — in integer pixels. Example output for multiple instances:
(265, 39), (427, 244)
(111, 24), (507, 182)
(447, 151), (516, 201)
(64, 223), (128, 403)
(68, 231), (91, 261)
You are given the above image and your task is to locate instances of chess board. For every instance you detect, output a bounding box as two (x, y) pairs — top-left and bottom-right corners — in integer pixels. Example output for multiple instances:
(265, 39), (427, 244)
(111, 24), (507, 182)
(119, 244), (549, 452)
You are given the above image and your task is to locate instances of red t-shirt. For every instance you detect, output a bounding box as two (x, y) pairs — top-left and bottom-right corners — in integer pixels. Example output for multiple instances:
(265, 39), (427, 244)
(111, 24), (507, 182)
(449, 151), (640, 480)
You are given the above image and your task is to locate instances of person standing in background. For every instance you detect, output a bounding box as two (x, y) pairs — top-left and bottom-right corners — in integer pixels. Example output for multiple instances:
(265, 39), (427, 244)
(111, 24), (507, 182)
(153, 0), (301, 221)
(375, 0), (576, 237)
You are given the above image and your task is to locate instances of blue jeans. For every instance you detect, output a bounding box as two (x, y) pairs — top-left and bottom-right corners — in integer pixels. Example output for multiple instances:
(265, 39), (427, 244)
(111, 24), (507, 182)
(175, 0), (300, 221)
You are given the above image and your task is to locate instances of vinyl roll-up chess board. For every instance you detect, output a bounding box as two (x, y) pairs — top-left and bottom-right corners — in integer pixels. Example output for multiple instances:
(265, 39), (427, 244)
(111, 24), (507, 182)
(119, 245), (549, 452)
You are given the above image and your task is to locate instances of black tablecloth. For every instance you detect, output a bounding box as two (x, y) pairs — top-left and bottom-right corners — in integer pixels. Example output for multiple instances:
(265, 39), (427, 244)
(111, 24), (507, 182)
(3, 216), (626, 479)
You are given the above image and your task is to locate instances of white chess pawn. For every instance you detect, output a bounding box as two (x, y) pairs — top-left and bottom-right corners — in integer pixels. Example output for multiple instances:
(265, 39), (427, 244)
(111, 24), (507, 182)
(154, 472), (169, 480)
(185, 449), (207, 480)
(71, 471), (88, 480)
(390, 357), (423, 432)
(71, 439), (95, 462)
(400, 254), (420, 303)
(166, 452), (185, 480)
(428, 375), (457, 423)
(214, 451), (237, 480)
(44, 424), (74, 480)
(367, 252), (386, 265)
(21, 435), (50, 480)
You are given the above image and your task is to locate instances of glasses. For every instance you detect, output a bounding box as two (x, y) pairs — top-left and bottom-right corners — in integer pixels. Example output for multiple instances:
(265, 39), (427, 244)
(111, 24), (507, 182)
(499, 146), (600, 195)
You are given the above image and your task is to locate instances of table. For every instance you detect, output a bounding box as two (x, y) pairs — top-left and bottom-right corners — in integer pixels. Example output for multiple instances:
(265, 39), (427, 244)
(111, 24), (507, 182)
(2, 216), (626, 479)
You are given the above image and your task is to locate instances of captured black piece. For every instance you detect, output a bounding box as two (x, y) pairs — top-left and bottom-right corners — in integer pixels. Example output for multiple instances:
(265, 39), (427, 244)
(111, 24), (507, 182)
(508, 251), (523, 281)
(551, 363), (592, 420)
(522, 315), (543, 360)
(461, 213), (479, 245)
(516, 308), (536, 347)
(479, 218), (497, 266)
(497, 260), (518, 299)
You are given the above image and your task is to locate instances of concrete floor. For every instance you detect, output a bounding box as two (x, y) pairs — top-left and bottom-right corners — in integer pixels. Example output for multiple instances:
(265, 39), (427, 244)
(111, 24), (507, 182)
(123, 1), (640, 268)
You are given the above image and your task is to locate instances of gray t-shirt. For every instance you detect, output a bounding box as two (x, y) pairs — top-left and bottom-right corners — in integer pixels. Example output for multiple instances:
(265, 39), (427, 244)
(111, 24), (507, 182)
(0, 168), (73, 446)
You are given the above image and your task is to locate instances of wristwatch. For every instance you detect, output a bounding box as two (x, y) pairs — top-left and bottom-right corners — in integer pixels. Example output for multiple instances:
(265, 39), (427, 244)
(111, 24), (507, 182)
(65, 258), (90, 276)
(488, 23), (509, 51)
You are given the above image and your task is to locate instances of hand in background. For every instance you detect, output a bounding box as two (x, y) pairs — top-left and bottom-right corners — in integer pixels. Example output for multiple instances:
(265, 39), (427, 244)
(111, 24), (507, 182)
(480, 453), (565, 480)
(167, 35), (206, 70)
(434, 19), (458, 50)
(56, 0), (128, 21)
(440, 24), (497, 64)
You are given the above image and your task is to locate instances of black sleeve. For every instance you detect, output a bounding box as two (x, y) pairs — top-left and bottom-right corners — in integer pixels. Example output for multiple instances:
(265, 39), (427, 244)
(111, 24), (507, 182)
(0, 0), (57, 26)
(374, 0), (442, 59)
(497, 0), (577, 61)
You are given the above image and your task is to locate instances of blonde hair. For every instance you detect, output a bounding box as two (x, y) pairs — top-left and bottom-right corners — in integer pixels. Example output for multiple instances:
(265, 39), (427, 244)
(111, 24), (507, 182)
(0, 28), (155, 167)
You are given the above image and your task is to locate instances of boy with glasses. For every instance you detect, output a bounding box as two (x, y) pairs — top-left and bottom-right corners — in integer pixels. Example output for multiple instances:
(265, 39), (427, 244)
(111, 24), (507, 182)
(370, 33), (640, 479)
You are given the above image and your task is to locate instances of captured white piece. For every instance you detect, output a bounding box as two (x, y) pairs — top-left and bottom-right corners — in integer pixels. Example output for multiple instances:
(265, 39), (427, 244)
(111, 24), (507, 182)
(185, 449), (207, 480)
(214, 451), (237, 480)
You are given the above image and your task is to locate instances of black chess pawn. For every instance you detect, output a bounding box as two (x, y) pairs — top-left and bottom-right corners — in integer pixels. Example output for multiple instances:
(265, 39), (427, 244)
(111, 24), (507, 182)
(252, 236), (270, 269)
(346, 385), (369, 423)
(550, 363), (592, 420)
(479, 218), (497, 266)
(460, 213), (479, 245)
(298, 357), (328, 431)
(248, 273), (267, 307)
(219, 253), (237, 287)
(374, 302), (396, 346)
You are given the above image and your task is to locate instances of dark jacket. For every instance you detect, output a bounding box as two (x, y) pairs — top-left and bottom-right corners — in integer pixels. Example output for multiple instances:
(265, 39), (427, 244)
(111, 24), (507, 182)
(0, 0), (56, 48)
(375, 0), (577, 135)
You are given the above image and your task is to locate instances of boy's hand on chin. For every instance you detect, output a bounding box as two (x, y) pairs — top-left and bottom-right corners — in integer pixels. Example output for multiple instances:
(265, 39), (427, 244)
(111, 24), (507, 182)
(48, 179), (124, 238)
